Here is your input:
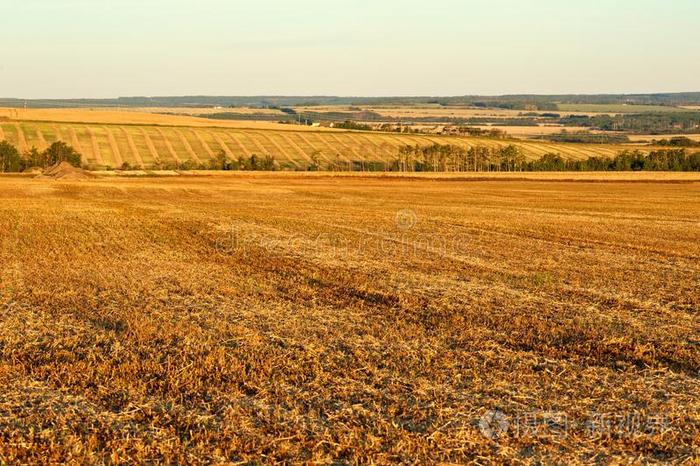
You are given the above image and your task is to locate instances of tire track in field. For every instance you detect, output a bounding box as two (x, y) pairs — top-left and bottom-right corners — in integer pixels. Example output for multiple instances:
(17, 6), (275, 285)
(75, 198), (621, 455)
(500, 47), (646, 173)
(293, 133), (332, 164)
(156, 128), (181, 163)
(403, 134), (437, 147)
(53, 125), (64, 143)
(34, 126), (48, 150)
(123, 128), (145, 168)
(175, 130), (202, 164)
(0, 125), (5, 142)
(240, 131), (269, 155)
(280, 133), (313, 163)
(86, 127), (105, 166)
(103, 127), (124, 168)
(311, 133), (352, 164)
(443, 137), (474, 150)
(14, 124), (28, 152)
(386, 134), (413, 151)
(140, 128), (161, 165)
(357, 133), (395, 161)
(68, 127), (85, 156)
(254, 132), (301, 168)
(346, 133), (389, 163)
(192, 130), (215, 159)
(211, 132), (234, 158)
(378, 134), (403, 150)
(513, 141), (548, 155)
(329, 133), (366, 162)
(226, 132), (251, 157)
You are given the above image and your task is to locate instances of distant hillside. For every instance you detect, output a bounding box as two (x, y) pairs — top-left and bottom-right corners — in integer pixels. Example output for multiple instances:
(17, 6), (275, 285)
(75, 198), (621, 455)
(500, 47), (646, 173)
(2, 93), (700, 109)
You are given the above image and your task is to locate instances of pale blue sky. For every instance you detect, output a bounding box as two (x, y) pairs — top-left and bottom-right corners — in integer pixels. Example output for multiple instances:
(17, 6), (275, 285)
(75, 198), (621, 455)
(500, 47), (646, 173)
(1, 0), (698, 98)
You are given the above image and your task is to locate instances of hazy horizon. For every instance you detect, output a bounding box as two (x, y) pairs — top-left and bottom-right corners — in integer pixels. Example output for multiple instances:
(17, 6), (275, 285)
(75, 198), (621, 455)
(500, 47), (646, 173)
(2, 0), (699, 99)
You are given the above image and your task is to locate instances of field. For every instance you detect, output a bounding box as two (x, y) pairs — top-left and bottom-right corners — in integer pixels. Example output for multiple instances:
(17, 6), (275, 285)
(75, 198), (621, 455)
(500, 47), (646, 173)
(294, 105), (609, 119)
(628, 134), (700, 143)
(0, 108), (657, 170)
(556, 104), (688, 114)
(0, 174), (698, 463)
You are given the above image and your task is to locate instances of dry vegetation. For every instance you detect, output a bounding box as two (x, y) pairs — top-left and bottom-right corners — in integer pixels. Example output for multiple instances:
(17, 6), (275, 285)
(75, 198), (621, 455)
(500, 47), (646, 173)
(0, 174), (698, 463)
(293, 105), (608, 119)
(0, 108), (320, 131)
(0, 109), (657, 170)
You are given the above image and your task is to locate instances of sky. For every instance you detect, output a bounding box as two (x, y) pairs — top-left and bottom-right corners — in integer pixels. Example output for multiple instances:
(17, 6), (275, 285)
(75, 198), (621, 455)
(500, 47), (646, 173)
(1, 0), (699, 98)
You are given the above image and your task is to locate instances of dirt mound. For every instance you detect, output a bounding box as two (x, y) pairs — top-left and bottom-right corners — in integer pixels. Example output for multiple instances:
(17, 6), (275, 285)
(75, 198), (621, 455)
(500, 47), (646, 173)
(38, 161), (95, 180)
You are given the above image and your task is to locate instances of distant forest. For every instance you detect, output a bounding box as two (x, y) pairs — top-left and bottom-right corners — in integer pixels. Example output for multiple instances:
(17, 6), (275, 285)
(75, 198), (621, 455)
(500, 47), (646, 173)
(3, 92), (700, 109)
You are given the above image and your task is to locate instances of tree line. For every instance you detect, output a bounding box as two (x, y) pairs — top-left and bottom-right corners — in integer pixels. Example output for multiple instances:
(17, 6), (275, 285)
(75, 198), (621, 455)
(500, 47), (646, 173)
(390, 144), (700, 172)
(2, 140), (699, 173)
(0, 141), (81, 172)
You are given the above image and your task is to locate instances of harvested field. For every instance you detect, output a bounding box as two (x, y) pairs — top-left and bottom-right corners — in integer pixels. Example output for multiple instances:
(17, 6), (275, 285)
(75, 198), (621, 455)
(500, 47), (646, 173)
(0, 174), (698, 463)
(0, 113), (664, 170)
(0, 107), (322, 131)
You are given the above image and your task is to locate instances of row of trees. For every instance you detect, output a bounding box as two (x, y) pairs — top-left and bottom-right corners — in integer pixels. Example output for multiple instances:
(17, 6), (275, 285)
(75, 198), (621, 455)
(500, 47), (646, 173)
(395, 144), (527, 172)
(2, 140), (698, 173)
(560, 112), (700, 134)
(528, 149), (700, 172)
(0, 141), (81, 172)
(394, 145), (700, 172)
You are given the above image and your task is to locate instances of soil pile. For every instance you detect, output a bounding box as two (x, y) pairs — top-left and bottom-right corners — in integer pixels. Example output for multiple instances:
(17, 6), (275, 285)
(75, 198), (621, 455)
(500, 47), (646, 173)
(38, 162), (95, 180)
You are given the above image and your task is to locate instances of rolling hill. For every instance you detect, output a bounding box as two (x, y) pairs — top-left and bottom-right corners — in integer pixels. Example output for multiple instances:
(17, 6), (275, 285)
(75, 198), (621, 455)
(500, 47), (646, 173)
(0, 108), (654, 170)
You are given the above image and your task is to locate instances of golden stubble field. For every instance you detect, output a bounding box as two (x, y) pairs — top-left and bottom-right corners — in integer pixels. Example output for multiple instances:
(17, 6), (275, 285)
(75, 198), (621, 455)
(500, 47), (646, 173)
(0, 174), (698, 464)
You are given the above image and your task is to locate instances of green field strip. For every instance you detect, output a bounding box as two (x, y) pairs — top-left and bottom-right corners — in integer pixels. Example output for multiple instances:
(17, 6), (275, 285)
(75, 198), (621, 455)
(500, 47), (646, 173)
(441, 137), (474, 150)
(68, 126), (89, 163)
(155, 128), (182, 164)
(140, 128), (162, 165)
(128, 128), (154, 166)
(291, 133), (333, 164)
(183, 130), (208, 163)
(19, 123), (43, 151)
(122, 128), (146, 168)
(175, 129), (202, 164)
(240, 131), (271, 157)
(347, 133), (390, 163)
(269, 133), (301, 160)
(244, 131), (279, 157)
(402, 134), (438, 147)
(52, 125), (64, 143)
(556, 143), (601, 161)
(209, 131), (235, 158)
(329, 133), (368, 162)
(256, 132), (300, 168)
(33, 125), (49, 150)
(357, 134), (395, 161)
(192, 130), (215, 159)
(280, 133), (313, 163)
(102, 127), (124, 167)
(1, 124), (18, 147)
(311, 133), (352, 164)
(226, 132), (253, 157)
(90, 127), (113, 167)
(14, 123), (29, 152)
(374, 134), (403, 151)
(385, 134), (414, 150)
